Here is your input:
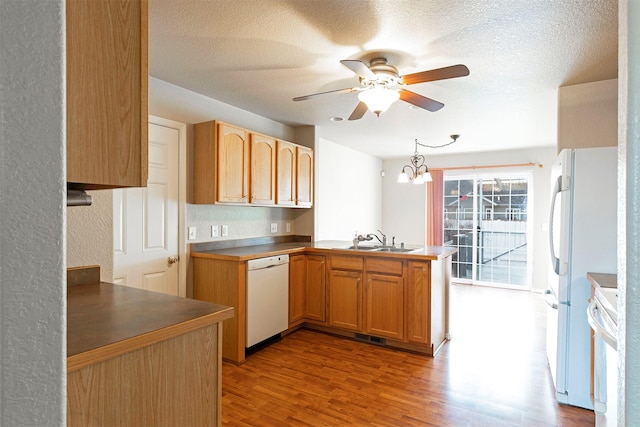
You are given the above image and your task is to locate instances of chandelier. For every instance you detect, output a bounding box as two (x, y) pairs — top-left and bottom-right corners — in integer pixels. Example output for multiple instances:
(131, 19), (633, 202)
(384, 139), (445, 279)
(397, 135), (460, 184)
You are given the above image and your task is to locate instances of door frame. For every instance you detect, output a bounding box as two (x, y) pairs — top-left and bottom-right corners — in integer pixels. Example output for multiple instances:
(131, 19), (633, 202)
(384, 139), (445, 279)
(149, 115), (188, 297)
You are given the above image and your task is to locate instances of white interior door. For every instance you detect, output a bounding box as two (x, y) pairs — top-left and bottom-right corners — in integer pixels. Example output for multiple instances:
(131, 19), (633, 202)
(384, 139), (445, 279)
(113, 121), (180, 295)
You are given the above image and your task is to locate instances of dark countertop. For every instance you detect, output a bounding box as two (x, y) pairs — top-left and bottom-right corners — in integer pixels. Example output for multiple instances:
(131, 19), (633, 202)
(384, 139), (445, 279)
(190, 240), (458, 262)
(587, 272), (617, 289)
(67, 282), (234, 372)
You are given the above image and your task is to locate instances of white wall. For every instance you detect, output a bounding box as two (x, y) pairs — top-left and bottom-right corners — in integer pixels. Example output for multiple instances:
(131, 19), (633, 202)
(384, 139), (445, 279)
(381, 163), (429, 246)
(382, 147), (557, 291)
(315, 138), (382, 241)
(0, 0), (66, 424)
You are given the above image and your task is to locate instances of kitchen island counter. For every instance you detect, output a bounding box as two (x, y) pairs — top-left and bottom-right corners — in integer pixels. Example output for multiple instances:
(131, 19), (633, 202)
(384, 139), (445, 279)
(190, 239), (456, 364)
(67, 267), (233, 426)
(191, 239), (457, 262)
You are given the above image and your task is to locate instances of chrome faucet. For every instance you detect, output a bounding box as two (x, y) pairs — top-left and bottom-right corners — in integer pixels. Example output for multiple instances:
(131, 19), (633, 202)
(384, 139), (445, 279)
(367, 230), (387, 246)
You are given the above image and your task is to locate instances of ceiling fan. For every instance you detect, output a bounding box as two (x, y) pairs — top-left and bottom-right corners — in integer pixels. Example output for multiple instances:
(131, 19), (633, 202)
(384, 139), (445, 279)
(293, 57), (469, 120)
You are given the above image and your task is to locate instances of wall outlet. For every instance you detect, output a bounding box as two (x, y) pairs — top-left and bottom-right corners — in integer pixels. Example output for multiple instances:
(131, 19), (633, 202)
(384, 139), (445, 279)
(221, 225), (229, 237)
(286, 223), (291, 233)
(270, 223), (278, 233)
(188, 226), (196, 240)
(211, 225), (218, 237)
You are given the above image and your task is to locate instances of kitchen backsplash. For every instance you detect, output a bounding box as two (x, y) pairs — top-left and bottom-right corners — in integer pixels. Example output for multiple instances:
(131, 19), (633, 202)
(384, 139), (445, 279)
(186, 203), (302, 243)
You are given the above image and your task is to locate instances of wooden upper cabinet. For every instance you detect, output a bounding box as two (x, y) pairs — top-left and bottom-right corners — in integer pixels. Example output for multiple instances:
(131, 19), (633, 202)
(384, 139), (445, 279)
(193, 122), (313, 207)
(193, 121), (249, 204)
(296, 146), (313, 207)
(217, 123), (250, 203)
(250, 133), (276, 205)
(66, 0), (148, 189)
(276, 140), (297, 206)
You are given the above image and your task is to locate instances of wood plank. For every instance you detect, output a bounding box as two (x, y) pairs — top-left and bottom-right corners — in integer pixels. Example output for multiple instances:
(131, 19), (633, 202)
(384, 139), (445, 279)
(68, 323), (221, 426)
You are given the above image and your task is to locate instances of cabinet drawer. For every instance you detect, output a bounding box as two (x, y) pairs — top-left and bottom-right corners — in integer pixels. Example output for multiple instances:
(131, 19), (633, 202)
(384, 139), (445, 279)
(365, 258), (403, 276)
(330, 255), (364, 271)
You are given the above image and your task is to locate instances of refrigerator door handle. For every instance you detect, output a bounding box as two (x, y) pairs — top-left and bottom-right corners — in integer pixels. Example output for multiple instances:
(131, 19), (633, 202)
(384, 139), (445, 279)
(544, 289), (558, 309)
(548, 175), (563, 275)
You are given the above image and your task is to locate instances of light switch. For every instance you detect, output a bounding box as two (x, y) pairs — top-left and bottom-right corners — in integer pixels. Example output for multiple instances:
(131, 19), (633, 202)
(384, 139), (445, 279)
(286, 223), (291, 233)
(188, 226), (196, 240)
(211, 225), (218, 237)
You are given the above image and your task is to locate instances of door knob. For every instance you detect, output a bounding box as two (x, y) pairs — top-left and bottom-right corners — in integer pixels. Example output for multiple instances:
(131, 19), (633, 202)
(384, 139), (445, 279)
(168, 256), (179, 265)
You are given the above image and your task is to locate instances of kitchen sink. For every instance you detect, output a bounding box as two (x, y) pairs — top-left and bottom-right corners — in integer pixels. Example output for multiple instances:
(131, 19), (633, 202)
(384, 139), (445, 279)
(340, 246), (380, 250)
(335, 246), (421, 253)
(375, 247), (418, 253)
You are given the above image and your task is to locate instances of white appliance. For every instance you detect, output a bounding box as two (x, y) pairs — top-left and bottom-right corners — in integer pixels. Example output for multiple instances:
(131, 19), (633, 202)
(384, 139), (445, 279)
(246, 254), (289, 348)
(545, 147), (617, 409)
(587, 286), (618, 426)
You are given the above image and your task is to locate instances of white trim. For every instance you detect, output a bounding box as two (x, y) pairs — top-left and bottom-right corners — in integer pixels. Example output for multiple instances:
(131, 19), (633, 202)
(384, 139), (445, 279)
(149, 115), (188, 298)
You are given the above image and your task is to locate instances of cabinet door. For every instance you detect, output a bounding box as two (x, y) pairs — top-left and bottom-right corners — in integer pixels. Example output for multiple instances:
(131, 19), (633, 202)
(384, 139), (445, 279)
(296, 146), (313, 207)
(250, 133), (276, 205)
(305, 255), (326, 323)
(217, 123), (249, 203)
(288, 254), (305, 325)
(364, 273), (404, 340)
(66, 0), (148, 189)
(406, 261), (430, 344)
(328, 270), (362, 331)
(276, 140), (297, 206)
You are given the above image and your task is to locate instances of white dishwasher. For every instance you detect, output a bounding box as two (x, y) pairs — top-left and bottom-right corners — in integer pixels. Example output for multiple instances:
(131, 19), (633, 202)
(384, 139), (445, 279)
(246, 254), (289, 347)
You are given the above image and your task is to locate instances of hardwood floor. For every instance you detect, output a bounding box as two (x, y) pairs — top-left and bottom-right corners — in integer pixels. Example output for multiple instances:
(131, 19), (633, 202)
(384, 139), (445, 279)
(221, 284), (595, 426)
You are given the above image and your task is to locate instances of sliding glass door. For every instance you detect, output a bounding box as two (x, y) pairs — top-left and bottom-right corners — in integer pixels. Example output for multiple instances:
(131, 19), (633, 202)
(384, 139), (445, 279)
(443, 173), (531, 288)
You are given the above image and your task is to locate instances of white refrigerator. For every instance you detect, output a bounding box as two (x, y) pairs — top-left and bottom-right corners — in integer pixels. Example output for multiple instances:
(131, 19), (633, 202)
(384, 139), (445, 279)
(545, 147), (617, 409)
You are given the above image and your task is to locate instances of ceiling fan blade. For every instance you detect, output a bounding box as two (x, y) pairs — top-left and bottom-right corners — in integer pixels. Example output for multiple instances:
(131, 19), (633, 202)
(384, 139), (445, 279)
(348, 101), (368, 121)
(399, 89), (444, 112)
(293, 87), (357, 101)
(400, 64), (470, 85)
(340, 59), (377, 80)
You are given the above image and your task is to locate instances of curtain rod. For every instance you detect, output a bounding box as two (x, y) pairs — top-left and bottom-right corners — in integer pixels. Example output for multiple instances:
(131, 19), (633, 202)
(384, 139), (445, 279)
(430, 162), (541, 172)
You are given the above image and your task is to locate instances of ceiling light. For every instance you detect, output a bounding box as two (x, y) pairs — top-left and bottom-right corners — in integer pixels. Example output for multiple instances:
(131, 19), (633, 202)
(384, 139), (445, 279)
(330, 116), (344, 122)
(358, 86), (400, 116)
(398, 135), (460, 184)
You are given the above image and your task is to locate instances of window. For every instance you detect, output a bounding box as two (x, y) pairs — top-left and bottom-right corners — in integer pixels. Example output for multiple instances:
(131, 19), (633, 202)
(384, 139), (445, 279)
(443, 173), (532, 288)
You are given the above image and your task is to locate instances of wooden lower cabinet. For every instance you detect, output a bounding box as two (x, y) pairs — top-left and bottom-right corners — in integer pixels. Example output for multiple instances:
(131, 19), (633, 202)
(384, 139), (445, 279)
(328, 269), (362, 331)
(365, 273), (404, 340)
(406, 261), (430, 344)
(289, 254), (306, 325)
(290, 254), (326, 326)
(304, 255), (326, 322)
(67, 323), (222, 427)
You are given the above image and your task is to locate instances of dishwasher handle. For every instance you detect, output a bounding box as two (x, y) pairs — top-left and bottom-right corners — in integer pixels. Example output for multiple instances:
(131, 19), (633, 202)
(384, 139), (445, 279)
(587, 299), (617, 350)
(247, 254), (290, 271)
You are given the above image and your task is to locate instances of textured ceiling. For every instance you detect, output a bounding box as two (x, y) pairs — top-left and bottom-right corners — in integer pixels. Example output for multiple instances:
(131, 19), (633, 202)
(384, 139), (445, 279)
(149, 0), (618, 159)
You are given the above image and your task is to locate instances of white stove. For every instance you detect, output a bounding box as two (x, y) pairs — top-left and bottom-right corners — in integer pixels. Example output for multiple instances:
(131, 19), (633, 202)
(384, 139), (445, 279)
(588, 286), (618, 427)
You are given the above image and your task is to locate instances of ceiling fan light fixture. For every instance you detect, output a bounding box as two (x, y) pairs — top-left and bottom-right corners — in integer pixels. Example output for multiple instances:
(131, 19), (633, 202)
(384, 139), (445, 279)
(358, 86), (399, 116)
